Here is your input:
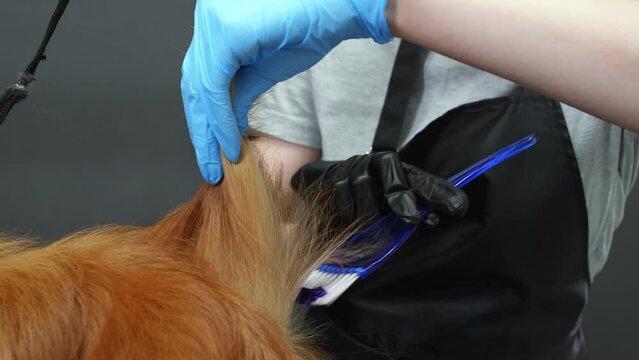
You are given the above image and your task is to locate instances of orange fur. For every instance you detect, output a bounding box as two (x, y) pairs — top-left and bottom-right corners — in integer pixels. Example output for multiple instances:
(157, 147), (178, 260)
(0, 139), (349, 359)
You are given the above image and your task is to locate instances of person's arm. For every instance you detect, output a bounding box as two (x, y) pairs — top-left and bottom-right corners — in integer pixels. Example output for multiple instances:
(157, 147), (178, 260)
(252, 135), (321, 195)
(386, 0), (639, 131)
(253, 133), (468, 225)
(183, 0), (639, 184)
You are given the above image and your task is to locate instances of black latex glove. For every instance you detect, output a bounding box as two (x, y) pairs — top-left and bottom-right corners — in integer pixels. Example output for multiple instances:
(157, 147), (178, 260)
(291, 151), (469, 226)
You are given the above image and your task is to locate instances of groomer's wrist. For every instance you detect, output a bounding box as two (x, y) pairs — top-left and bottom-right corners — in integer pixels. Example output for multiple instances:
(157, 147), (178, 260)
(384, 0), (430, 42)
(350, 0), (394, 43)
(385, 0), (399, 36)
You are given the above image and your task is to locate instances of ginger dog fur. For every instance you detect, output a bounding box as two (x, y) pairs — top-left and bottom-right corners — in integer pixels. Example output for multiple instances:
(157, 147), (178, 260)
(0, 139), (351, 359)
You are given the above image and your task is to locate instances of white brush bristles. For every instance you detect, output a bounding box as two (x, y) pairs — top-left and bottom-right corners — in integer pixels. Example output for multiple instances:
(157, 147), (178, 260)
(301, 270), (359, 306)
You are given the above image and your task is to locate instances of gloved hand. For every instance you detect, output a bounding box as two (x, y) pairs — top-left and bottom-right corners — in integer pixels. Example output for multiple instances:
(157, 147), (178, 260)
(292, 152), (469, 226)
(181, 0), (393, 184)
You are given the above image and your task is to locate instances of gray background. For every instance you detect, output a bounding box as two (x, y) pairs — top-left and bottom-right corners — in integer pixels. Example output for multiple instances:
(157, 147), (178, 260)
(1, 1), (637, 358)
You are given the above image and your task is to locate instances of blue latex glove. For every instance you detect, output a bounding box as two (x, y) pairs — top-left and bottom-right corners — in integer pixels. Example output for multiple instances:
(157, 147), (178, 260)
(181, 0), (393, 184)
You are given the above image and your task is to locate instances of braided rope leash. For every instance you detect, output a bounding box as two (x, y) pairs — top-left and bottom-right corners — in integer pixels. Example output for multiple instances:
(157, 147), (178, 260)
(0, 0), (71, 125)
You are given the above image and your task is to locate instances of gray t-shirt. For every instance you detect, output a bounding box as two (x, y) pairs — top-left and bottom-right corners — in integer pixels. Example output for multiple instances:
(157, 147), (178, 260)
(254, 38), (639, 279)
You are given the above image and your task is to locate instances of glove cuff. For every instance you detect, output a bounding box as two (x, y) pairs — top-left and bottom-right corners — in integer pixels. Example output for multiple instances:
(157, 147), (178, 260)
(350, 0), (394, 43)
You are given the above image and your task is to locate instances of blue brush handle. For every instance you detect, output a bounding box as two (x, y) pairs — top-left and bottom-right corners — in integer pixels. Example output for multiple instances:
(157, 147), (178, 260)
(319, 134), (538, 278)
(449, 134), (537, 188)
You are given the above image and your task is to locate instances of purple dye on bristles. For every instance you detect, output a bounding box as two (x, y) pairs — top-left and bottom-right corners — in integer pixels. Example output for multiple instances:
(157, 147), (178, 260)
(297, 287), (327, 305)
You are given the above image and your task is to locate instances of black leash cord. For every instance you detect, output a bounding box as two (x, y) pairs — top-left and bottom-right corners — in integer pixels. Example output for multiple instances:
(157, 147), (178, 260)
(0, 0), (71, 126)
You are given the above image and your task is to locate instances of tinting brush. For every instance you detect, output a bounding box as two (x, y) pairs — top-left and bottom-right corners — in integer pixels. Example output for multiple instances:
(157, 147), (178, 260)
(298, 134), (537, 306)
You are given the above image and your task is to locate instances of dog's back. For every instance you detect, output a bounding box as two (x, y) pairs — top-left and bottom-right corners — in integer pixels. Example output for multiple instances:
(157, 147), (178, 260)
(0, 219), (293, 359)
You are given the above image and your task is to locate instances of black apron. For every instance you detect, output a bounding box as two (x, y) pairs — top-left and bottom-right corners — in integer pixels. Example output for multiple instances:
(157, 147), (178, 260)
(307, 41), (590, 360)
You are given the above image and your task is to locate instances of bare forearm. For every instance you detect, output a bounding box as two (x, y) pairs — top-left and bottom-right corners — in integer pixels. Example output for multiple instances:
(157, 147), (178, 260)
(386, 0), (639, 131)
(252, 135), (321, 195)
